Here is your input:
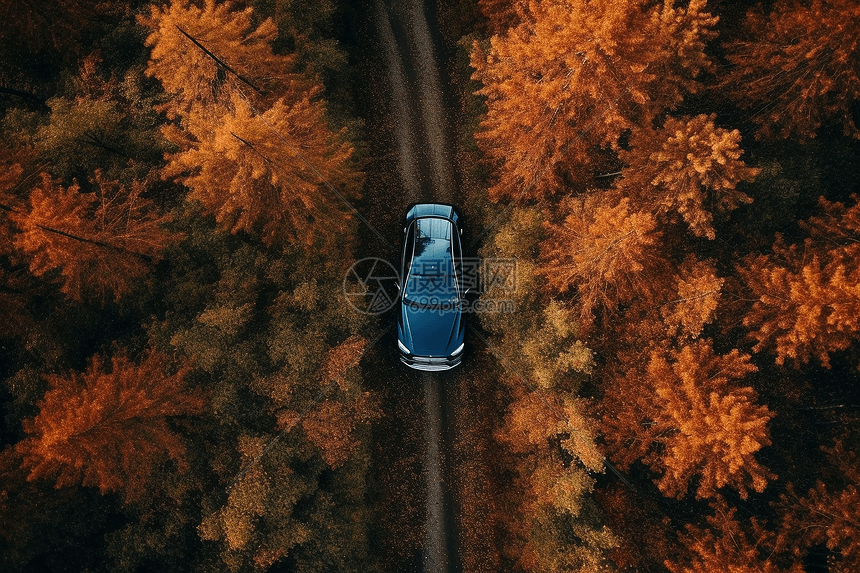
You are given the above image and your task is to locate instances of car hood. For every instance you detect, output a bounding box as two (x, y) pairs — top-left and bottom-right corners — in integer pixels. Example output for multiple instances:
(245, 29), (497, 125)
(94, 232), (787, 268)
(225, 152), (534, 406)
(400, 302), (463, 357)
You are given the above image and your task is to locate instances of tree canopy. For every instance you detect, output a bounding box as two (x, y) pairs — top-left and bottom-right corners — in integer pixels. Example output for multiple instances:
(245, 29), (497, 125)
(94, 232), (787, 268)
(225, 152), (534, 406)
(471, 0), (717, 200)
(723, 0), (860, 139)
(16, 347), (204, 503)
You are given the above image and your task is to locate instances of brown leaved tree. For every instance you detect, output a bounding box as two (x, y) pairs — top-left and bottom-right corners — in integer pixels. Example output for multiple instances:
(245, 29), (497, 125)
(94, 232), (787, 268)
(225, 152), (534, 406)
(141, 0), (359, 250)
(722, 0), (860, 139)
(12, 172), (175, 302)
(300, 393), (379, 469)
(667, 497), (801, 573)
(618, 114), (759, 239)
(538, 195), (666, 328)
(774, 441), (860, 573)
(16, 347), (205, 503)
(140, 0), (298, 120)
(161, 91), (355, 248)
(661, 255), (724, 340)
(471, 0), (717, 200)
(603, 340), (775, 500)
(739, 196), (860, 367)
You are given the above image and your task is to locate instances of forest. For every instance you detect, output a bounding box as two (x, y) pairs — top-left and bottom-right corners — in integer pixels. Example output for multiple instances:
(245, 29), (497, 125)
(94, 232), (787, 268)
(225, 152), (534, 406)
(1, 0), (859, 572)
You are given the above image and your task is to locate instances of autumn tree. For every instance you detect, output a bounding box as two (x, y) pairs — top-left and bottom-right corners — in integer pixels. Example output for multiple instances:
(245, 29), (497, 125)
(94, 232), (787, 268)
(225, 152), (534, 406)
(140, 0), (299, 120)
(538, 195), (666, 328)
(0, 0), (378, 570)
(478, 207), (595, 391)
(476, 206), (616, 571)
(198, 434), (316, 569)
(666, 497), (802, 573)
(739, 196), (860, 367)
(618, 114), (759, 239)
(275, 333), (378, 470)
(277, 334), (377, 470)
(525, 505), (618, 573)
(198, 334), (375, 570)
(318, 334), (368, 388)
(649, 341), (773, 500)
(291, 392), (378, 469)
(161, 90), (356, 248)
(603, 340), (775, 499)
(15, 347), (204, 503)
(12, 172), (175, 302)
(34, 54), (170, 183)
(497, 389), (617, 572)
(773, 441), (860, 573)
(501, 391), (604, 473)
(471, 0), (717, 200)
(722, 0), (860, 140)
(141, 0), (360, 250)
(149, 218), (376, 569)
(661, 255), (724, 340)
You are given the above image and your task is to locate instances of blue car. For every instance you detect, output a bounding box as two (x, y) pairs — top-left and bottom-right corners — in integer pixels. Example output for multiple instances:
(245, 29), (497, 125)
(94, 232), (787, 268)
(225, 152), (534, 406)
(397, 204), (467, 370)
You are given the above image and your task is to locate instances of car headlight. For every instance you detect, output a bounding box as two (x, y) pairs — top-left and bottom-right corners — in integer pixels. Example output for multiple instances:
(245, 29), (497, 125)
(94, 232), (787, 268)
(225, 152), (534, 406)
(451, 342), (465, 356)
(398, 339), (410, 353)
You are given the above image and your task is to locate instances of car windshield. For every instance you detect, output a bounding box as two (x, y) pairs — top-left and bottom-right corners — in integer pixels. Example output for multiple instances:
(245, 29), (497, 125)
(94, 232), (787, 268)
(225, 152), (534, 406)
(403, 217), (460, 305)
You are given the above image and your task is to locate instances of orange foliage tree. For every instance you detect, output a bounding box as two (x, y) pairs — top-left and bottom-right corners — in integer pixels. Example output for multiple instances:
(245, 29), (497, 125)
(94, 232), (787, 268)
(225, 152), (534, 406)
(501, 391), (603, 473)
(603, 340), (775, 499)
(739, 196), (860, 367)
(661, 255), (724, 340)
(618, 114), (759, 239)
(319, 334), (368, 389)
(161, 91), (355, 248)
(16, 347), (205, 503)
(723, 0), (860, 139)
(471, 0), (717, 200)
(538, 196), (665, 327)
(141, 0), (358, 249)
(774, 441), (860, 573)
(11, 172), (174, 302)
(276, 335), (378, 469)
(140, 0), (297, 120)
(299, 393), (380, 469)
(666, 497), (801, 573)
